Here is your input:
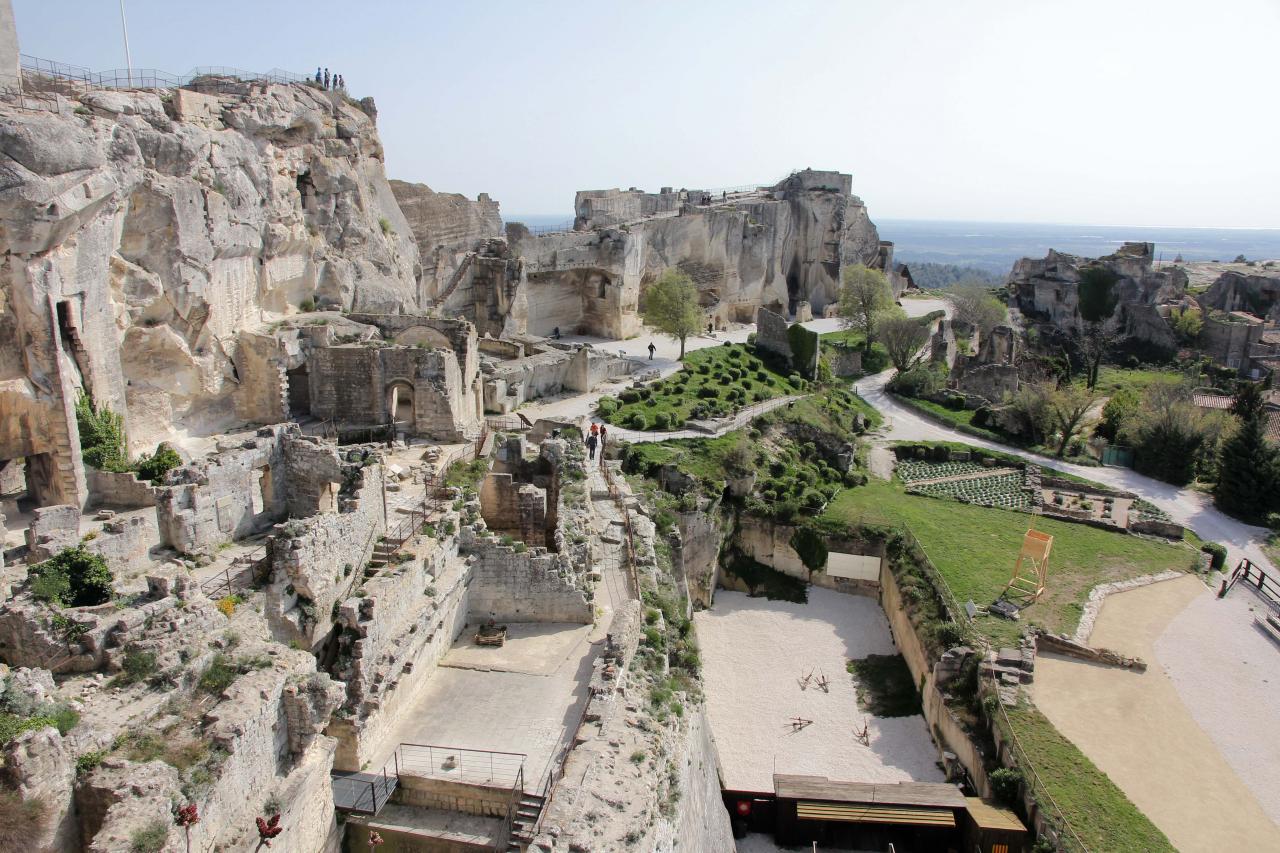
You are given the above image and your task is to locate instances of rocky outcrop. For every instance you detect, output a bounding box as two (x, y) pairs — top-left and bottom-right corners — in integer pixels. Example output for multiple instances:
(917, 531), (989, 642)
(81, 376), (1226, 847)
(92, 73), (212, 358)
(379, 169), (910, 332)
(388, 180), (502, 304)
(1200, 270), (1280, 320)
(1007, 242), (1186, 350)
(0, 82), (419, 504)
(496, 169), (891, 339)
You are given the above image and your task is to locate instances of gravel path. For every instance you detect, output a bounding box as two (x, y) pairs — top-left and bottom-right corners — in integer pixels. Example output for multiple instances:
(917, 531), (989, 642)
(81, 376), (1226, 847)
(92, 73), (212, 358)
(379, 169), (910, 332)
(695, 588), (943, 793)
(1156, 585), (1280, 827)
(1032, 575), (1280, 852)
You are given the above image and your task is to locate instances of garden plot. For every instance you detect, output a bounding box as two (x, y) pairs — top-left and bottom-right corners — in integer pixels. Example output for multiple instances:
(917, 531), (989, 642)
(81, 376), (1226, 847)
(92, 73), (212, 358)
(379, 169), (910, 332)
(896, 459), (991, 484)
(695, 588), (943, 793)
(907, 470), (1033, 511)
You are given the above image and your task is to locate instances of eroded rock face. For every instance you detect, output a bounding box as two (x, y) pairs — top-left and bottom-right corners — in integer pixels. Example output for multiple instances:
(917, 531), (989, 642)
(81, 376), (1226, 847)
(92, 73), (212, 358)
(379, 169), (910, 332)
(1007, 242), (1187, 347)
(0, 83), (419, 504)
(2, 726), (80, 852)
(389, 180), (502, 304)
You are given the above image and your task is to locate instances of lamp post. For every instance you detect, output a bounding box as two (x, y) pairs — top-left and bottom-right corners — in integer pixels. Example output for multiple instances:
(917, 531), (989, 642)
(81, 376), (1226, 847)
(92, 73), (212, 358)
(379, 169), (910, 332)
(118, 0), (133, 87)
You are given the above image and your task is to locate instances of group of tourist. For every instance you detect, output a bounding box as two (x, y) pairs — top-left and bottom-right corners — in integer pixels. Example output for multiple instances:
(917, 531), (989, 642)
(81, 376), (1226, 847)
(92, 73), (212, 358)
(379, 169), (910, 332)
(314, 67), (345, 91)
(586, 422), (609, 463)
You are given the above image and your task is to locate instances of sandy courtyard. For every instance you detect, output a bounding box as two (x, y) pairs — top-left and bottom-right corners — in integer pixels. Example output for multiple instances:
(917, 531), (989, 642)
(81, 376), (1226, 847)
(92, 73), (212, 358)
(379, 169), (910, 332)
(695, 588), (943, 793)
(1032, 575), (1280, 853)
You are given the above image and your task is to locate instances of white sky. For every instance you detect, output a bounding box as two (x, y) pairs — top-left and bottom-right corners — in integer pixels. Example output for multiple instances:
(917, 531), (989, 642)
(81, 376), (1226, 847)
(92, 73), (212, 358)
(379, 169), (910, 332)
(12, 0), (1280, 225)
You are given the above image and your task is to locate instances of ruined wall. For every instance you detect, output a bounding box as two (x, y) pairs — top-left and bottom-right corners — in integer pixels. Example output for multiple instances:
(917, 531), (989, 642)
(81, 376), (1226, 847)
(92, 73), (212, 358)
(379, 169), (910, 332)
(328, 523), (471, 770)
(665, 706), (736, 852)
(1200, 270), (1280, 318)
(266, 462), (386, 648)
(479, 472), (546, 544)
(464, 534), (592, 624)
(734, 516), (883, 597)
(0, 82), (420, 506)
(155, 425), (291, 554)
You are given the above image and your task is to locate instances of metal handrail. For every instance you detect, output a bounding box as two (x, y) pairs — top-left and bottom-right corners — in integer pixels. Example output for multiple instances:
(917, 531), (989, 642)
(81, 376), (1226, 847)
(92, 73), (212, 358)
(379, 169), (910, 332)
(396, 743), (526, 787)
(1221, 558), (1280, 612)
(496, 765), (525, 852)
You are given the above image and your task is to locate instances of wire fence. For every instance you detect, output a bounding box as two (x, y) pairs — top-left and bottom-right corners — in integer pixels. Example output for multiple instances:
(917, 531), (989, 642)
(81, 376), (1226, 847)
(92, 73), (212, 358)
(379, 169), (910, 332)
(19, 54), (314, 91)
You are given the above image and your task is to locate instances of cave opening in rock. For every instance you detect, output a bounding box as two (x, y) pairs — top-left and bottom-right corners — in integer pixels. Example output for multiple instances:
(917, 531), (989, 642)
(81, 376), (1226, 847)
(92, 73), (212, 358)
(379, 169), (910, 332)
(1, 453), (57, 512)
(296, 170), (316, 212)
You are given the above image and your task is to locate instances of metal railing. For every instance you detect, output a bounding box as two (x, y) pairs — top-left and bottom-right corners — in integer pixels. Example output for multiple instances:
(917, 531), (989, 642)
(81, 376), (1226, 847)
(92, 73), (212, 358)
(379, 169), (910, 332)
(600, 461), (640, 601)
(526, 220), (577, 236)
(484, 413), (532, 432)
(199, 543), (270, 600)
(396, 743), (526, 787)
(1221, 558), (1280, 612)
(19, 54), (313, 92)
(496, 764), (525, 853)
(331, 754), (399, 816)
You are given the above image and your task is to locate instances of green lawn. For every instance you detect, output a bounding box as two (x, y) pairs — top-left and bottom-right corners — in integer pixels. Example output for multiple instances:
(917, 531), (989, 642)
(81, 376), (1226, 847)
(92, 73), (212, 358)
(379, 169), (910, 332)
(1094, 366), (1181, 397)
(823, 477), (1195, 648)
(1002, 705), (1176, 853)
(599, 343), (802, 431)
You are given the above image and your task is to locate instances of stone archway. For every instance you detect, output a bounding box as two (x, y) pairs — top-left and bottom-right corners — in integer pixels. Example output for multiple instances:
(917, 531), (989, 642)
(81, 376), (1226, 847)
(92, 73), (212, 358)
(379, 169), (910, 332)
(387, 381), (415, 426)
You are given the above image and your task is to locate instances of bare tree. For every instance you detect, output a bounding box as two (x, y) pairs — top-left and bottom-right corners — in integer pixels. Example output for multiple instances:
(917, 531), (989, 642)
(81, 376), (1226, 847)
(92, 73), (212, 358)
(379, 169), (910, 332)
(837, 265), (893, 349)
(1045, 384), (1099, 457)
(947, 280), (1007, 339)
(879, 314), (931, 373)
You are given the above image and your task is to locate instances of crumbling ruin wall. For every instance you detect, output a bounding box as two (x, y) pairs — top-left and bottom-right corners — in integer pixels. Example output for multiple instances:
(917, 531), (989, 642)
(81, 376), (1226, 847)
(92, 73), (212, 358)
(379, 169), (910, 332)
(479, 472), (547, 545)
(266, 463), (386, 648)
(155, 425), (291, 554)
(463, 534), (592, 624)
(0, 82), (420, 502)
(1201, 270), (1280, 318)
(327, 522), (471, 770)
(309, 343), (478, 440)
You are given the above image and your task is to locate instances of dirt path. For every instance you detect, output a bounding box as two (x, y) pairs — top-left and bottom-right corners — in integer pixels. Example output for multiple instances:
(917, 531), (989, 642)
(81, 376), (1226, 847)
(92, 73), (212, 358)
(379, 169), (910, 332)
(1032, 575), (1280, 852)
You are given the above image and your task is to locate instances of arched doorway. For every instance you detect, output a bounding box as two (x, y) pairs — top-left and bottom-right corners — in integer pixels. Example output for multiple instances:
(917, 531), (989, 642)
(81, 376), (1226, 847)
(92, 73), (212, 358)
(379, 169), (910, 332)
(387, 381), (415, 426)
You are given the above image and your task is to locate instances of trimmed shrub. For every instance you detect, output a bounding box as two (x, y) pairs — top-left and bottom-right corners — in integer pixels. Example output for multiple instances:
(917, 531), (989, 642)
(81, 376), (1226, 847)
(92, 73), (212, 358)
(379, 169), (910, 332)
(628, 412), (648, 431)
(133, 443), (181, 484)
(1201, 542), (1227, 571)
(989, 767), (1023, 808)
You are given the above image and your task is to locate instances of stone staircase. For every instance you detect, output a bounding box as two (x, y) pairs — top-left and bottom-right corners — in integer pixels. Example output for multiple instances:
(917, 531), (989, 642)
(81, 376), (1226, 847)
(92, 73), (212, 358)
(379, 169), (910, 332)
(364, 538), (400, 577)
(430, 250), (476, 308)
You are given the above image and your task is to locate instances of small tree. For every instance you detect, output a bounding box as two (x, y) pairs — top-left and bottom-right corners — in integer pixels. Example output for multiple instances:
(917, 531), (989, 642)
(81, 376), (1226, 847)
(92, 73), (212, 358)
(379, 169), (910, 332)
(838, 265), (893, 350)
(879, 314), (931, 373)
(789, 525), (828, 581)
(947, 280), (1007, 340)
(1044, 384), (1098, 457)
(1076, 266), (1122, 389)
(1169, 306), (1203, 345)
(640, 270), (702, 359)
(28, 547), (114, 608)
(1215, 381), (1280, 521)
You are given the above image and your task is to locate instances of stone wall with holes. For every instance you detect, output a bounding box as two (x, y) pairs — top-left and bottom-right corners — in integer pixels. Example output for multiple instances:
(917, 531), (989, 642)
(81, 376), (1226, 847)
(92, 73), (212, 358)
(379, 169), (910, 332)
(462, 530), (592, 624)
(265, 463), (387, 649)
(326, 517), (472, 771)
(154, 425), (293, 554)
(309, 343), (479, 440)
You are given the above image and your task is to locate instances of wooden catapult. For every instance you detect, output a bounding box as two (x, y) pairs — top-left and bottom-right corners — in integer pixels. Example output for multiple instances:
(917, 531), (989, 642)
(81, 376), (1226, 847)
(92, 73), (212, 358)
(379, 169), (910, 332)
(1001, 526), (1054, 606)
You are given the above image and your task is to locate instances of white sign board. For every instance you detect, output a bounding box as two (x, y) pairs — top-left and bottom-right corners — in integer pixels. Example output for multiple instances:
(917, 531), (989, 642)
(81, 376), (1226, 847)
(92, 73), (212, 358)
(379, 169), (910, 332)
(825, 552), (882, 581)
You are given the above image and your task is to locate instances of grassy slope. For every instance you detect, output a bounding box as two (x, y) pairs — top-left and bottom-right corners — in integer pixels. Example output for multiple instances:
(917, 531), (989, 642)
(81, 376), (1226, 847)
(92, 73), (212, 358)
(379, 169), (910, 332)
(1002, 706), (1177, 853)
(603, 343), (801, 430)
(1093, 366), (1181, 397)
(823, 478), (1194, 648)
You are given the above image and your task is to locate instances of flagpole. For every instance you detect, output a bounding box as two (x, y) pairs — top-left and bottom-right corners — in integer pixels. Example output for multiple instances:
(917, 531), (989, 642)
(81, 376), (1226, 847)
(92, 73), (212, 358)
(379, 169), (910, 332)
(119, 0), (133, 87)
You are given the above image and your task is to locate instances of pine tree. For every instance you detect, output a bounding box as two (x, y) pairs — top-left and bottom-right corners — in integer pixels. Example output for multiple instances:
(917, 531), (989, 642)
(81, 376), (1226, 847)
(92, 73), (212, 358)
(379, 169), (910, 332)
(1215, 383), (1279, 522)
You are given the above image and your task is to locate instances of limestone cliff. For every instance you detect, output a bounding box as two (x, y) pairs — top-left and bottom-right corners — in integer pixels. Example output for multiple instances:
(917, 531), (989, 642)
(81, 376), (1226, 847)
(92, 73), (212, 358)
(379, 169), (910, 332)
(1007, 242), (1186, 351)
(0, 81), (418, 504)
(388, 180), (502, 304)
(406, 169), (893, 340)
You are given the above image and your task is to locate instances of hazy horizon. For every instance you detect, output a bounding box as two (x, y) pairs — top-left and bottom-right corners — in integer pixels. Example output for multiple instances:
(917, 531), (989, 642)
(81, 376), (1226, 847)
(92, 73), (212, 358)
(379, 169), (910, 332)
(12, 0), (1278, 228)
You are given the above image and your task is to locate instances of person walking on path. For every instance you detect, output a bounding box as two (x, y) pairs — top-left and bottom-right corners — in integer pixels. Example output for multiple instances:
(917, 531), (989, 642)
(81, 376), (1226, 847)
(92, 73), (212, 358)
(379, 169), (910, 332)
(586, 432), (598, 460)
(590, 422), (599, 438)
(598, 425), (608, 466)
(647, 341), (656, 360)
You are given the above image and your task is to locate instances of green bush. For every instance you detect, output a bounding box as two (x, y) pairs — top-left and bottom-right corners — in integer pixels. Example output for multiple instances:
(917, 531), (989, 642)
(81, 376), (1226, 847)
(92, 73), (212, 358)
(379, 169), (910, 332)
(133, 443), (181, 484)
(129, 820), (169, 853)
(1201, 542), (1227, 571)
(116, 647), (159, 686)
(596, 397), (619, 416)
(628, 412), (648, 430)
(198, 654), (238, 696)
(75, 393), (128, 471)
(619, 389), (641, 404)
(29, 547), (113, 607)
(989, 767), (1023, 808)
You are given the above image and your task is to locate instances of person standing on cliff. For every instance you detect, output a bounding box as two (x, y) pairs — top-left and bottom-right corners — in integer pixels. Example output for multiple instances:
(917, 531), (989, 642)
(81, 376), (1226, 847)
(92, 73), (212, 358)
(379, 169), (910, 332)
(647, 341), (656, 360)
(323, 68), (330, 89)
(314, 67), (322, 86)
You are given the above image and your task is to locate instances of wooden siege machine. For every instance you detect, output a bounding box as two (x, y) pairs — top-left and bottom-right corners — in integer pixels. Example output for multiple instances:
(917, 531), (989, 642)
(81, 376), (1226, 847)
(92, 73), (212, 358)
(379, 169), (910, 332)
(1001, 527), (1053, 605)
